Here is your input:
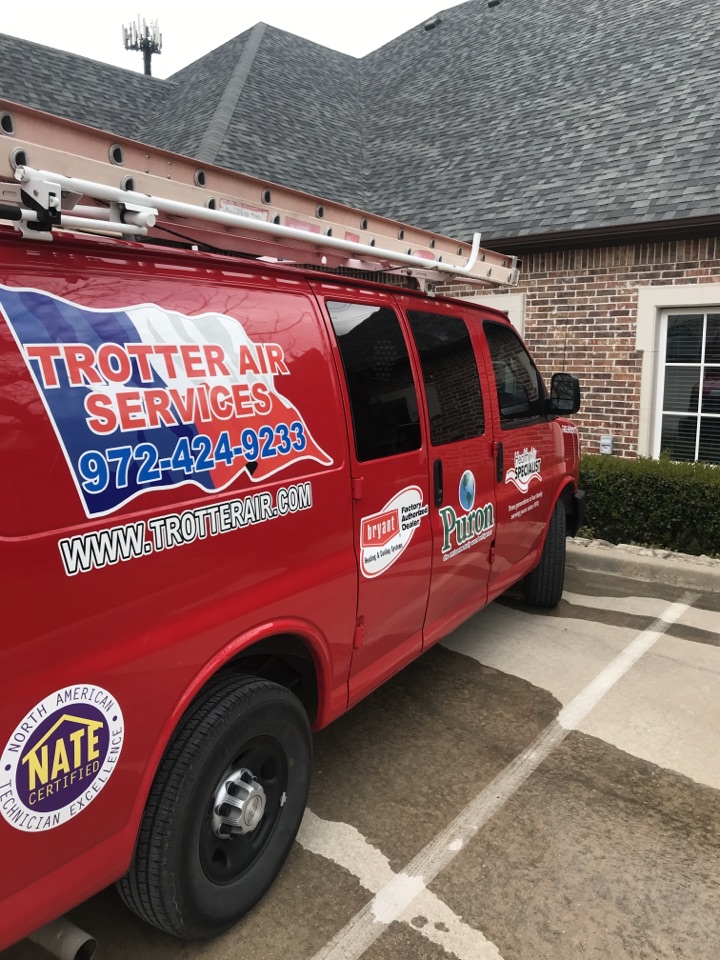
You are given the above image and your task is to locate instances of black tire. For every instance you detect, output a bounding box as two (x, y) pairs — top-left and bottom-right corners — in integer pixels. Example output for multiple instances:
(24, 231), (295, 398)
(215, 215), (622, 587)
(524, 499), (566, 608)
(116, 674), (311, 939)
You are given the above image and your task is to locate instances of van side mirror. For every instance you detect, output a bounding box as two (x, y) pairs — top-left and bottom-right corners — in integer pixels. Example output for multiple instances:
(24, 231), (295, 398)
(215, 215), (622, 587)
(549, 372), (581, 415)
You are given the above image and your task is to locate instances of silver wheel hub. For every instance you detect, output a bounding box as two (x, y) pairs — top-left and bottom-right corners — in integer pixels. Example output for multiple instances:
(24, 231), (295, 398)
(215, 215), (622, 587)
(211, 768), (267, 839)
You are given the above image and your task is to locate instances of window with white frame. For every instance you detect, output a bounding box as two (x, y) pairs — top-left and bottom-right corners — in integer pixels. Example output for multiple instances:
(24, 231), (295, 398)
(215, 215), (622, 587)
(656, 310), (720, 464)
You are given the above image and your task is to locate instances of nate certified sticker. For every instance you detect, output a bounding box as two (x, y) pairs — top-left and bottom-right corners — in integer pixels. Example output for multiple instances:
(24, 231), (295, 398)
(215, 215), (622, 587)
(0, 685), (124, 832)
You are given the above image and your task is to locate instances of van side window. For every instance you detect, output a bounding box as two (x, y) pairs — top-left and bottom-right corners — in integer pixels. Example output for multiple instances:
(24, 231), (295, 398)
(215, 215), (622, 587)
(407, 310), (485, 445)
(327, 301), (421, 461)
(484, 322), (544, 425)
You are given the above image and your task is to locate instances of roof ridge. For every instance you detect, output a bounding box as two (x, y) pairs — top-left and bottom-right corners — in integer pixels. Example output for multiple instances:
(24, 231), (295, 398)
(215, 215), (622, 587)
(196, 23), (267, 164)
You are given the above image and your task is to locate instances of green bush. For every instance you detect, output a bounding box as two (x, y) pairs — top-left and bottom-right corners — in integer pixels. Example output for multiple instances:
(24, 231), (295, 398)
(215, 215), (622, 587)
(579, 453), (720, 557)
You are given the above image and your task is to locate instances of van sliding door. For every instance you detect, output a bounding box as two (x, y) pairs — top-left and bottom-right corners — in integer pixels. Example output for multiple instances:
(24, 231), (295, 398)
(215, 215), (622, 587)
(315, 286), (432, 707)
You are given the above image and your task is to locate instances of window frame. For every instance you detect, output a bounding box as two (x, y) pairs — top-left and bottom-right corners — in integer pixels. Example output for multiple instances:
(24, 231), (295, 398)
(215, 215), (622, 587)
(325, 297), (423, 464)
(483, 320), (548, 430)
(406, 307), (486, 448)
(653, 308), (720, 463)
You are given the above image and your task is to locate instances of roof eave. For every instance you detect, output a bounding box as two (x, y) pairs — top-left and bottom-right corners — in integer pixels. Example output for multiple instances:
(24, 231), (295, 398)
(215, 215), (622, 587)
(487, 214), (720, 254)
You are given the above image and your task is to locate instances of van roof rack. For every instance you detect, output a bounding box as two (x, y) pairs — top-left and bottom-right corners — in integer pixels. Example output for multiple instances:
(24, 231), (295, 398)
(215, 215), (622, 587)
(0, 100), (519, 291)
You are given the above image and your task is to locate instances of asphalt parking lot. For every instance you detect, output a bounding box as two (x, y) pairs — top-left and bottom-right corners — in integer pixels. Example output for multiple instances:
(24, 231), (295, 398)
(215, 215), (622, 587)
(4, 544), (720, 960)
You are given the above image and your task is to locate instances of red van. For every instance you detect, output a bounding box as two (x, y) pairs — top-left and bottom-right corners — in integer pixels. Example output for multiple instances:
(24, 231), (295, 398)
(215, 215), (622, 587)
(0, 108), (583, 949)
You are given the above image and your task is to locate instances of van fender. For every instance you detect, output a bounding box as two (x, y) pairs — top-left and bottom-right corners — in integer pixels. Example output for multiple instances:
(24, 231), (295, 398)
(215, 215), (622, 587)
(124, 617), (338, 856)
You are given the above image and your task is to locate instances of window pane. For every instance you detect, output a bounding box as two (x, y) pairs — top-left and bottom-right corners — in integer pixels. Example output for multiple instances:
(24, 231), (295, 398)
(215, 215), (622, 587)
(700, 367), (720, 414)
(699, 417), (720, 464)
(665, 314), (703, 363)
(327, 301), (421, 462)
(660, 413), (697, 461)
(407, 310), (484, 445)
(484, 322), (543, 424)
(706, 316), (720, 363)
(663, 367), (701, 414)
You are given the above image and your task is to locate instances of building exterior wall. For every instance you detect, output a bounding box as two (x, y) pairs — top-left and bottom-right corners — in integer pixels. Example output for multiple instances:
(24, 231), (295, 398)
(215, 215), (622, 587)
(440, 237), (720, 459)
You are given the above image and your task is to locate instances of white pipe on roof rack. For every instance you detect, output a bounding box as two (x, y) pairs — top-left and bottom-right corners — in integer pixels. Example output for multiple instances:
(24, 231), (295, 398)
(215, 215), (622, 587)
(14, 166), (500, 283)
(11, 208), (148, 236)
(72, 205), (157, 228)
(60, 216), (149, 235)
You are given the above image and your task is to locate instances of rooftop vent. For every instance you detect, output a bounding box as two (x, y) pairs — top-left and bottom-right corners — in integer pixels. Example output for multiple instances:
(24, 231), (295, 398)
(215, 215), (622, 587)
(488, 0), (503, 8)
(423, 16), (442, 30)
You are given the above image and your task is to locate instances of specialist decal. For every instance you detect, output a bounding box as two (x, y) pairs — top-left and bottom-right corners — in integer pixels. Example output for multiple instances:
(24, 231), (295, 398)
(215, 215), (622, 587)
(360, 486), (428, 578)
(58, 482), (313, 576)
(0, 286), (333, 518)
(439, 470), (494, 560)
(505, 447), (542, 494)
(0, 686), (124, 832)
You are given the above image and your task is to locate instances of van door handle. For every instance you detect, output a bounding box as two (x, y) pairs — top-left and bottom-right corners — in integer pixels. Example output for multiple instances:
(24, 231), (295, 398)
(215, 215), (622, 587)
(495, 441), (504, 483)
(433, 459), (443, 507)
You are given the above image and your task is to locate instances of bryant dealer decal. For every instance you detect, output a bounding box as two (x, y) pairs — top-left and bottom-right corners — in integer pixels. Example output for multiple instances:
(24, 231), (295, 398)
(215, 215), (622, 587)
(0, 686), (124, 832)
(360, 486), (428, 578)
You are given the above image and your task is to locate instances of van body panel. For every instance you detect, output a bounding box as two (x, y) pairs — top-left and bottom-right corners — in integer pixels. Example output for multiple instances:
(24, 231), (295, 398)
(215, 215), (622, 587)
(0, 238), (358, 933)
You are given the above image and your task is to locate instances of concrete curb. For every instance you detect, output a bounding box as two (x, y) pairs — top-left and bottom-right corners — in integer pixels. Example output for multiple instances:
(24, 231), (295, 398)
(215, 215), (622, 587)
(567, 538), (720, 593)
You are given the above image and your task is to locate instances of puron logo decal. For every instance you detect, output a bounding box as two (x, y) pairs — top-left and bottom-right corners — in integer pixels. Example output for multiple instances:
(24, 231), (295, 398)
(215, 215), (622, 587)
(360, 486), (428, 578)
(0, 686), (124, 832)
(0, 285), (332, 518)
(439, 470), (494, 561)
(505, 447), (542, 494)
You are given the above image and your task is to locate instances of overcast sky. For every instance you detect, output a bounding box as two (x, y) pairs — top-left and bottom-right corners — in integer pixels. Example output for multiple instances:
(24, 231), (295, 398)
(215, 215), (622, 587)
(1, 1), (466, 78)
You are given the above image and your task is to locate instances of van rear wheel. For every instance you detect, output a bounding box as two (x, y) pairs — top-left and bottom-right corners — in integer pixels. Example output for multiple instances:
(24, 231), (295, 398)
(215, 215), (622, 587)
(116, 674), (311, 939)
(524, 499), (566, 608)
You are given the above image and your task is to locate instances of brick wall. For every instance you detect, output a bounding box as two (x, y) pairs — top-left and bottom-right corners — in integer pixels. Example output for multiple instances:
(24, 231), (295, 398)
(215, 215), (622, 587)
(439, 237), (720, 457)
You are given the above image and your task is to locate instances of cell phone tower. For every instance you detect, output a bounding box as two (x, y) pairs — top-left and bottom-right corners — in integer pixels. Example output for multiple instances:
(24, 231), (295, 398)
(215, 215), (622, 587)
(122, 16), (162, 76)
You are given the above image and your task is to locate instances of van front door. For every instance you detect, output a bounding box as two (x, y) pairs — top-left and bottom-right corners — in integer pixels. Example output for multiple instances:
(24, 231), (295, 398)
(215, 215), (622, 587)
(480, 320), (562, 598)
(318, 288), (432, 707)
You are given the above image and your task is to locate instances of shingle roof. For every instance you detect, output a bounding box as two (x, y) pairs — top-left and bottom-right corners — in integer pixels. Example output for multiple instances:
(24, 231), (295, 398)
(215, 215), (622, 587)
(0, 33), (169, 140)
(137, 27), (259, 160)
(134, 23), (364, 206)
(1, 0), (719, 242)
(210, 27), (364, 207)
(359, 0), (720, 240)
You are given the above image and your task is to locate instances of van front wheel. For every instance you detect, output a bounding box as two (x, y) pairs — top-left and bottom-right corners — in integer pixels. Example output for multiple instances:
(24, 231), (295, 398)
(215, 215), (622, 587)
(117, 674), (311, 939)
(524, 499), (566, 608)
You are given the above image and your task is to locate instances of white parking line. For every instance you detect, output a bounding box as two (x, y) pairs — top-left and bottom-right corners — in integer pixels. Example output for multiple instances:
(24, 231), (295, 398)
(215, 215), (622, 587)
(557, 598), (695, 729)
(308, 592), (696, 960)
(563, 590), (672, 617)
(563, 591), (717, 635)
(298, 810), (503, 960)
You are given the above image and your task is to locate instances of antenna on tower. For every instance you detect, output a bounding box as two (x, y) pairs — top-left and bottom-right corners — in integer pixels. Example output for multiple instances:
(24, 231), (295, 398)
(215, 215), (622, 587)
(122, 15), (162, 76)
